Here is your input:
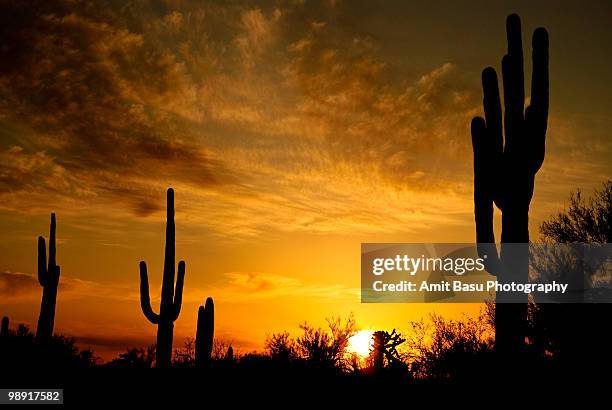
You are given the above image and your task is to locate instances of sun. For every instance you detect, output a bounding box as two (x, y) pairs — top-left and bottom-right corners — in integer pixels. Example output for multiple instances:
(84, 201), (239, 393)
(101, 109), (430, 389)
(346, 330), (374, 358)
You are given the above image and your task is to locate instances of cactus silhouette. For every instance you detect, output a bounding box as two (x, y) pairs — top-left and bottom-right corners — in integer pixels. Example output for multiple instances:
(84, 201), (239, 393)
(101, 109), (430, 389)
(139, 188), (186, 368)
(195, 297), (214, 367)
(1, 316), (8, 337)
(372, 331), (384, 371)
(36, 213), (61, 341)
(471, 14), (549, 353)
(370, 330), (405, 371)
(226, 345), (233, 361)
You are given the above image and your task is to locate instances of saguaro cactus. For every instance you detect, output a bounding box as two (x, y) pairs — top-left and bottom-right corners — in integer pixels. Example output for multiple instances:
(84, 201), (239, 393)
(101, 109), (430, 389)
(1, 316), (8, 337)
(471, 14), (549, 353)
(139, 188), (186, 368)
(36, 213), (61, 341)
(195, 297), (214, 367)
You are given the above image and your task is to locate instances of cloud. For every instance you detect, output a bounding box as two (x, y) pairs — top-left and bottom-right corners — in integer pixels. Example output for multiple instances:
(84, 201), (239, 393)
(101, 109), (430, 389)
(0, 271), (136, 303)
(0, 2), (238, 217)
(74, 334), (152, 351)
(1, 266), (357, 306)
(207, 272), (359, 303)
(0, 0), (608, 240)
(0, 271), (39, 301)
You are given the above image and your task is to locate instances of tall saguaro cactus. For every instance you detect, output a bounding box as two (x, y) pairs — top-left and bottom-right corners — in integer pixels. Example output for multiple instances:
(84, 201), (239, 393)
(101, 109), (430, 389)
(139, 188), (186, 368)
(36, 213), (61, 341)
(195, 297), (214, 367)
(471, 14), (549, 354)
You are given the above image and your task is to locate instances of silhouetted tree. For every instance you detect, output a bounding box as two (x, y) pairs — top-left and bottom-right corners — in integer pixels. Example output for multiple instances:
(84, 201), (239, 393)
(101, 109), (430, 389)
(534, 181), (612, 365)
(107, 345), (156, 369)
(296, 315), (356, 370)
(540, 180), (611, 243)
(407, 313), (494, 380)
(471, 14), (549, 355)
(173, 338), (195, 367)
(1, 324), (97, 370)
(139, 188), (186, 368)
(36, 213), (60, 341)
(265, 331), (297, 363)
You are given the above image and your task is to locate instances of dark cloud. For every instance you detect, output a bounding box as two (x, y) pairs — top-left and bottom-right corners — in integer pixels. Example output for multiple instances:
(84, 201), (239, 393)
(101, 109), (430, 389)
(0, 0), (481, 233)
(0, 1), (237, 216)
(75, 334), (151, 351)
(0, 271), (39, 300)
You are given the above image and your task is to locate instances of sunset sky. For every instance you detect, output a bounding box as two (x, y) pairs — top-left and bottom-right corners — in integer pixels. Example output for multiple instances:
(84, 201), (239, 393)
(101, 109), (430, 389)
(1, 0), (611, 360)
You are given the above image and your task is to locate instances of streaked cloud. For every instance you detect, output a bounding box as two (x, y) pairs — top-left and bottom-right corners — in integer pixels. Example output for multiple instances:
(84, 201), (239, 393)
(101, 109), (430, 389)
(0, 0), (484, 239)
(0, 271), (136, 302)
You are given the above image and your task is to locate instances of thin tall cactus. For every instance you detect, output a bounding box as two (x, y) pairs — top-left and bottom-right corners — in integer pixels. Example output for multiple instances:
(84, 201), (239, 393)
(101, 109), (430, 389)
(195, 297), (214, 367)
(471, 14), (549, 353)
(139, 188), (186, 368)
(36, 213), (61, 341)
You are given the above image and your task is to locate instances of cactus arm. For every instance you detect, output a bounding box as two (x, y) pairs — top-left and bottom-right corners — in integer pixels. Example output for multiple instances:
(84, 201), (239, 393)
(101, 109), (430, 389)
(195, 304), (206, 364)
(53, 265), (61, 286)
(203, 297), (214, 358)
(172, 260), (185, 321)
(195, 297), (215, 366)
(48, 213), (56, 271)
(502, 14), (525, 149)
(471, 68), (503, 274)
(161, 188), (176, 310)
(482, 67), (503, 160)
(526, 27), (549, 172)
(37, 236), (48, 286)
(139, 261), (160, 324)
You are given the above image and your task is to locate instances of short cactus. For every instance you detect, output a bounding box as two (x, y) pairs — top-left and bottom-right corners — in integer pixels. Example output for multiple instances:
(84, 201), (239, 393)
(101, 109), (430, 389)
(195, 297), (214, 366)
(139, 188), (186, 368)
(36, 213), (60, 341)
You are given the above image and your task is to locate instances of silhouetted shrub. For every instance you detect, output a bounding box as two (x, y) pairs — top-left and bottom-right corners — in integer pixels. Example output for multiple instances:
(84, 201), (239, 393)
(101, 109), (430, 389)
(265, 331), (296, 363)
(406, 312), (494, 380)
(106, 345), (155, 369)
(296, 315), (356, 370)
(0, 324), (98, 371)
(540, 180), (611, 243)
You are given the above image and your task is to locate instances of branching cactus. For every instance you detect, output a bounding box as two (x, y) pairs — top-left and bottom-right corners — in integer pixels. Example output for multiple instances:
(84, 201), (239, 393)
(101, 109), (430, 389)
(471, 14), (549, 353)
(36, 213), (61, 341)
(1, 316), (8, 337)
(139, 188), (186, 368)
(195, 297), (214, 367)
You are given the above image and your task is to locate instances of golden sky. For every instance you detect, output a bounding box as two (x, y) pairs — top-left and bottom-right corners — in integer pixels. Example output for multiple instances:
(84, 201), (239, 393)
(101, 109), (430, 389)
(0, 0), (611, 360)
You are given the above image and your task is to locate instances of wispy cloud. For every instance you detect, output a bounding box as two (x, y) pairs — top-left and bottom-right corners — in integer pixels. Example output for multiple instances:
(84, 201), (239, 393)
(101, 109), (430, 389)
(0, 0), (608, 241)
(0, 271), (136, 302)
(209, 272), (359, 302)
(0, 269), (358, 306)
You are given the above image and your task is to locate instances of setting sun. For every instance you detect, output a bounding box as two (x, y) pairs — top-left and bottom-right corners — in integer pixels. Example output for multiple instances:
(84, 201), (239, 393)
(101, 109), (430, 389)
(347, 330), (374, 358)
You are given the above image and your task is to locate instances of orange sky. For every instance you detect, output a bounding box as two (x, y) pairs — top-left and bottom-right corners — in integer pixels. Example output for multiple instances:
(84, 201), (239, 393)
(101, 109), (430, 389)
(0, 0), (611, 360)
